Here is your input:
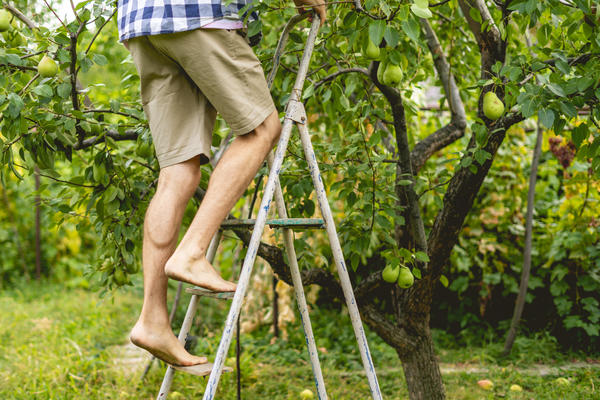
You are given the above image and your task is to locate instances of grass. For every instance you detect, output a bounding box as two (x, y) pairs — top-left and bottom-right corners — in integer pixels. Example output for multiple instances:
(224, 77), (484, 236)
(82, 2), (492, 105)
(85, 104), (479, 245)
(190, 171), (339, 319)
(0, 280), (598, 399)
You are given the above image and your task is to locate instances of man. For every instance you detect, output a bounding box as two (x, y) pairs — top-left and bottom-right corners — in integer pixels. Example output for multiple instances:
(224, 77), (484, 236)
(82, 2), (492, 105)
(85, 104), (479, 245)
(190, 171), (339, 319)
(116, 0), (326, 367)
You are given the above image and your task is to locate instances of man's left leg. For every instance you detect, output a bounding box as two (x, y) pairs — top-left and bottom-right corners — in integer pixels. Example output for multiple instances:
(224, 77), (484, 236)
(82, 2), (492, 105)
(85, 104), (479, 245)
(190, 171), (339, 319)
(164, 110), (281, 288)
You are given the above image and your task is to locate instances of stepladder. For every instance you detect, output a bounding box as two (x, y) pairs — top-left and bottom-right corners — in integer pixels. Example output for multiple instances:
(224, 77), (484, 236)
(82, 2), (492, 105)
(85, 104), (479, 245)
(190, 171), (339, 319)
(157, 14), (383, 400)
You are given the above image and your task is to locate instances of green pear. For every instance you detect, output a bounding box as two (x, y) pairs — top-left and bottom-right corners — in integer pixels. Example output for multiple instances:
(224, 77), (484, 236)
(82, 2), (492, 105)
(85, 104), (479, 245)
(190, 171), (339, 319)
(509, 384), (523, 392)
(113, 268), (127, 286)
(0, 10), (11, 32)
(382, 264), (400, 283)
(365, 39), (380, 60)
(38, 55), (58, 78)
(300, 389), (314, 399)
(397, 266), (414, 289)
(382, 63), (403, 86)
(483, 91), (504, 120)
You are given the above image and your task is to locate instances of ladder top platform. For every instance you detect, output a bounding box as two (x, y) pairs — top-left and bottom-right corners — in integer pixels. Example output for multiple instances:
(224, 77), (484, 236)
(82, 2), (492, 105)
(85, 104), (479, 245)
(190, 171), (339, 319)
(171, 362), (233, 377)
(186, 286), (235, 299)
(221, 218), (325, 229)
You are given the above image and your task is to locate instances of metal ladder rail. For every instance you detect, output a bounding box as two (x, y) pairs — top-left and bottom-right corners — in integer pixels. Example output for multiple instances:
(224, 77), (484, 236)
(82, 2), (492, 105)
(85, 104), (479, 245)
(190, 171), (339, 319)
(201, 16), (323, 400)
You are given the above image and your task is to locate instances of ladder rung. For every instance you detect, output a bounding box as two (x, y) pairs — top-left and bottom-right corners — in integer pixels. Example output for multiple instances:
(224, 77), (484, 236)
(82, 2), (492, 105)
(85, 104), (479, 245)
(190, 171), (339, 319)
(186, 286), (235, 299)
(221, 218), (325, 229)
(171, 362), (233, 377)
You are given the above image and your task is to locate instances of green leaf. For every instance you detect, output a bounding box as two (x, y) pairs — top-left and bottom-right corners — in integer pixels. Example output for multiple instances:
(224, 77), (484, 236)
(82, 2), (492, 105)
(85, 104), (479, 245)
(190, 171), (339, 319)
(547, 83), (565, 97)
(33, 84), (53, 98)
(401, 19), (420, 42)
(92, 54), (108, 66)
(440, 275), (449, 287)
(571, 124), (588, 149)
(469, 7), (482, 24)
(6, 93), (24, 119)
(247, 19), (262, 37)
(414, 251), (430, 263)
(538, 108), (555, 129)
(57, 82), (71, 99)
(368, 20), (386, 46)
(473, 148), (491, 165)
(383, 26), (400, 48)
(410, 4), (432, 19)
(110, 99), (120, 113)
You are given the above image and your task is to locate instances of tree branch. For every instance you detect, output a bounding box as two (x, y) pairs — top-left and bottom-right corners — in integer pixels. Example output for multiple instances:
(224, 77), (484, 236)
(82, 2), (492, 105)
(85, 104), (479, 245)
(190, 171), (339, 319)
(409, 18), (468, 173)
(410, 122), (466, 173)
(73, 129), (139, 149)
(314, 67), (369, 90)
(2, 3), (36, 29)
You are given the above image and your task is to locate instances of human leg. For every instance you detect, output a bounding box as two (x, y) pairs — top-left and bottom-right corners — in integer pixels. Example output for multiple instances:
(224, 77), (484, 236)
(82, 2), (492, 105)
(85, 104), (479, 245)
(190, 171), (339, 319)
(130, 155), (208, 366)
(164, 110), (281, 289)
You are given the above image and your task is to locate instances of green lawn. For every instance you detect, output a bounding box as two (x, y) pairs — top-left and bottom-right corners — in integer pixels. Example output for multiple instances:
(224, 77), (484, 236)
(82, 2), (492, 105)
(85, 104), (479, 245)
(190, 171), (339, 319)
(0, 281), (598, 399)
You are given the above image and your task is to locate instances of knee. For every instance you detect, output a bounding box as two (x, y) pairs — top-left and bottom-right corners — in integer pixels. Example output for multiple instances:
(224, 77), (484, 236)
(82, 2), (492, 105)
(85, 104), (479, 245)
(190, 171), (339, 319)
(156, 157), (203, 199)
(254, 111), (281, 149)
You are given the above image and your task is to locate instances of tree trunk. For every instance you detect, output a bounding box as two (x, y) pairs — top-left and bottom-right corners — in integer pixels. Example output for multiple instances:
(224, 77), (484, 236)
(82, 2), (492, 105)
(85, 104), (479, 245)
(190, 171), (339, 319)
(400, 326), (445, 400)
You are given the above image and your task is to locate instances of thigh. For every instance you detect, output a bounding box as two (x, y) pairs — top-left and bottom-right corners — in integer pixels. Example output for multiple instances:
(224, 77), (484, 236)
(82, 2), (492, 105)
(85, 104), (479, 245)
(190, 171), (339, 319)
(148, 28), (276, 136)
(127, 36), (217, 168)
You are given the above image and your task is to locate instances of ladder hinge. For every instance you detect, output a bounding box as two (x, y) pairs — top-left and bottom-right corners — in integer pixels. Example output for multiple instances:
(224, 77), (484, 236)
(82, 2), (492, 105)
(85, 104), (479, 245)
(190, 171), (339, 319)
(285, 99), (307, 124)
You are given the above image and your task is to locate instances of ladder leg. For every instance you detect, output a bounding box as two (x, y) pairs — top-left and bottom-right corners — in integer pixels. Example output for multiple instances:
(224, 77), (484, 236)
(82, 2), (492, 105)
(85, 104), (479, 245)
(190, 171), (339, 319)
(157, 233), (222, 400)
(203, 17), (323, 400)
(296, 122), (383, 400)
(268, 153), (328, 400)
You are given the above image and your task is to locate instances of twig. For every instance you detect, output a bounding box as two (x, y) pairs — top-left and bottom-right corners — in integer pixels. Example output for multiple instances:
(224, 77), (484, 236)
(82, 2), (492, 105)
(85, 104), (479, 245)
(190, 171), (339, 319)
(42, 0), (68, 30)
(18, 73), (40, 96)
(314, 67), (369, 90)
(69, 0), (83, 24)
(82, 108), (141, 120)
(84, 9), (117, 55)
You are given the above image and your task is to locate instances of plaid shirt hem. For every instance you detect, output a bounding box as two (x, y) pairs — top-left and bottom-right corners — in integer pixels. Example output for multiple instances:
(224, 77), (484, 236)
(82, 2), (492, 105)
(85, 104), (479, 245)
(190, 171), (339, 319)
(117, 0), (256, 42)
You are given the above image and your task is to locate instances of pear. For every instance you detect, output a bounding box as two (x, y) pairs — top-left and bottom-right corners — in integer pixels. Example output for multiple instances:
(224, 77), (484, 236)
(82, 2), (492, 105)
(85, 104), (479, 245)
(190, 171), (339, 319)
(0, 10), (11, 32)
(477, 379), (494, 390)
(38, 55), (58, 78)
(382, 63), (403, 86)
(483, 91), (504, 120)
(113, 268), (127, 286)
(300, 389), (314, 399)
(509, 384), (523, 392)
(365, 39), (380, 60)
(382, 264), (400, 283)
(397, 266), (414, 289)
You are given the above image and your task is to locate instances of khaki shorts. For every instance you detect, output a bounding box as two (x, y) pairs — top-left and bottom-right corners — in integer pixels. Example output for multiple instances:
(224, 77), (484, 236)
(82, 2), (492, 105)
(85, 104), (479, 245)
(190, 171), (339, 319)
(127, 29), (276, 168)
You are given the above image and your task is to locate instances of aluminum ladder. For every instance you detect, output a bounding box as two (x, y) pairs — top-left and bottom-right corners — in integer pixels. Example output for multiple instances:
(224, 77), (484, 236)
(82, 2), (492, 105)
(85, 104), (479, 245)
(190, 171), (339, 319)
(157, 14), (383, 400)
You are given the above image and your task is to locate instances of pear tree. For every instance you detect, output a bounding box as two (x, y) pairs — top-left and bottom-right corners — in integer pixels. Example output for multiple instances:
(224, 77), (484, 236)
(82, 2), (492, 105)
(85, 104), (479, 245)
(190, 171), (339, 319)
(1, 0), (599, 399)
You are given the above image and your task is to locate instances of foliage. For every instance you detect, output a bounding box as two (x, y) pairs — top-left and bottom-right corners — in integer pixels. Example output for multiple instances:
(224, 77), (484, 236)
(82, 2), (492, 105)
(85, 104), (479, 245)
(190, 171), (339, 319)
(436, 126), (600, 349)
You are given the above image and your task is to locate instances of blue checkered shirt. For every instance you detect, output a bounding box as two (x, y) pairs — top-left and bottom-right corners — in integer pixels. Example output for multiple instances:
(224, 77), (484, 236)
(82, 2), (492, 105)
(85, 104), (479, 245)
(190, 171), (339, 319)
(117, 0), (257, 42)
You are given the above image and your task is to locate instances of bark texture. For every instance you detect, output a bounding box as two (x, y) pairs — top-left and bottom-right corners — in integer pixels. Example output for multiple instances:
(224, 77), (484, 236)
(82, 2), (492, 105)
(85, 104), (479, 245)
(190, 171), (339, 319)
(399, 327), (445, 400)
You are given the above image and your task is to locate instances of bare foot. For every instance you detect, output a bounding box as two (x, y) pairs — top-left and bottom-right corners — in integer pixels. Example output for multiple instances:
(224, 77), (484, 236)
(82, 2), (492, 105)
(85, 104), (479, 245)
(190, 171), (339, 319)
(130, 322), (207, 366)
(165, 252), (237, 292)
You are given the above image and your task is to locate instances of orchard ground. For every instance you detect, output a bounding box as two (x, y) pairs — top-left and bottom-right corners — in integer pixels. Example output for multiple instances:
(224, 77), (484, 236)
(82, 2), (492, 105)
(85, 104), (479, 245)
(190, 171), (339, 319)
(0, 280), (598, 399)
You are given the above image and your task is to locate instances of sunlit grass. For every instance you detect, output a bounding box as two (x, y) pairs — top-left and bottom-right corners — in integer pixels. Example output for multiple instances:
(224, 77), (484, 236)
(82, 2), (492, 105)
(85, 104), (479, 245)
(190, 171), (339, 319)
(0, 281), (597, 399)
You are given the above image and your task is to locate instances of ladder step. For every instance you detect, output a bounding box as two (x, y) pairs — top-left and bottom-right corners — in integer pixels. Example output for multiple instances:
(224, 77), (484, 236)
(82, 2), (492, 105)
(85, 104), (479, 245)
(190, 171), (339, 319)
(221, 218), (325, 229)
(171, 362), (233, 377)
(186, 287), (235, 299)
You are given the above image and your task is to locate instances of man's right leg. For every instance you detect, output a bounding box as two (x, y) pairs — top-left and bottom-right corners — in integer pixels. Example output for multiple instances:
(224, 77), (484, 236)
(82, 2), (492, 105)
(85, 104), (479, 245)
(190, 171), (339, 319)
(130, 155), (207, 366)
